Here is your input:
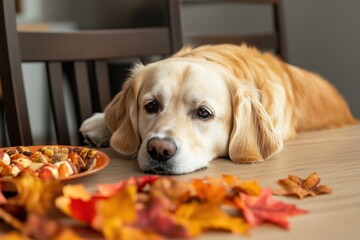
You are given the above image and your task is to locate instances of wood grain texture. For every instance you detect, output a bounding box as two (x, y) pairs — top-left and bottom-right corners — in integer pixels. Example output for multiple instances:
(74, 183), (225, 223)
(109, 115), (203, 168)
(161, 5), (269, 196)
(50, 124), (360, 239)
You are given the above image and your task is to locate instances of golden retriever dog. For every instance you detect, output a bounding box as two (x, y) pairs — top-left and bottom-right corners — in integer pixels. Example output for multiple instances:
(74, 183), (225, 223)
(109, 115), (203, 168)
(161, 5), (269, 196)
(80, 44), (357, 174)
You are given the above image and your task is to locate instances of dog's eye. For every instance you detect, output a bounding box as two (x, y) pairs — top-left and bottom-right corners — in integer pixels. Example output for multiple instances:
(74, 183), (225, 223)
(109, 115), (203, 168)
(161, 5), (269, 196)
(196, 107), (212, 120)
(144, 100), (159, 114)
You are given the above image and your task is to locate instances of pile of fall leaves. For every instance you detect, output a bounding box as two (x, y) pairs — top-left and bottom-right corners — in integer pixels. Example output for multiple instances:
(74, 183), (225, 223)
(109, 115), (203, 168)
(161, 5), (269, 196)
(0, 172), (332, 240)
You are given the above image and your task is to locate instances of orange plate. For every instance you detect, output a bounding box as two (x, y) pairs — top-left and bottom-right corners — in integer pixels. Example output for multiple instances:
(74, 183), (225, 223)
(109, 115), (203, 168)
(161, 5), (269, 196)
(0, 145), (110, 192)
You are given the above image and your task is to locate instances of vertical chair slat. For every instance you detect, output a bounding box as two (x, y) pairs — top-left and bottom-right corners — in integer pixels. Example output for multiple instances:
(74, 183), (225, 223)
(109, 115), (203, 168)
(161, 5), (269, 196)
(94, 61), (111, 111)
(71, 61), (93, 126)
(46, 62), (70, 145)
(0, 0), (33, 146)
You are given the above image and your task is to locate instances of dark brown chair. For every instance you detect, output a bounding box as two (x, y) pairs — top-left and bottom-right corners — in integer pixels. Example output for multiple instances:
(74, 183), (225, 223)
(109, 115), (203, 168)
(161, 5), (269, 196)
(182, 0), (287, 60)
(0, 0), (182, 146)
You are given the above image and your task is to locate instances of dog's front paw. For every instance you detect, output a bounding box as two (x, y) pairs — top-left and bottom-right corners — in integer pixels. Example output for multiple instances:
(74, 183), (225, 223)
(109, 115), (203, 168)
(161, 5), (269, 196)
(79, 113), (112, 147)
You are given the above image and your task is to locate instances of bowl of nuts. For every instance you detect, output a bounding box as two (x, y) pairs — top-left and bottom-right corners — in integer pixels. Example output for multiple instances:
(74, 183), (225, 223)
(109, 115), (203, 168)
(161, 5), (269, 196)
(0, 145), (109, 191)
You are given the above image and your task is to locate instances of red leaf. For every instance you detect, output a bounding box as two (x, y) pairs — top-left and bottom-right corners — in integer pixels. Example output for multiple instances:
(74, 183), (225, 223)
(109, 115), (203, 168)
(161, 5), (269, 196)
(137, 176), (161, 191)
(97, 176), (137, 197)
(97, 176), (161, 197)
(69, 195), (107, 224)
(235, 189), (308, 229)
(134, 198), (189, 238)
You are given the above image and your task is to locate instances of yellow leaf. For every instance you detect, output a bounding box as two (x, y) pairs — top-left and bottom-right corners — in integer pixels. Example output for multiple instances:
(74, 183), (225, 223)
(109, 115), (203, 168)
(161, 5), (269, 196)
(53, 228), (82, 240)
(95, 185), (138, 239)
(0, 232), (29, 240)
(120, 226), (164, 240)
(222, 174), (243, 187)
(8, 171), (62, 216)
(240, 179), (262, 196)
(175, 202), (249, 236)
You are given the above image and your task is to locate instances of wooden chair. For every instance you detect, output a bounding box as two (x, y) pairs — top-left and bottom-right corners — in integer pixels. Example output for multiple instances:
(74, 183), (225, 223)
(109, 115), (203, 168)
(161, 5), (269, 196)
(182, 0), (287, 60)
(0, 0), (182, 146)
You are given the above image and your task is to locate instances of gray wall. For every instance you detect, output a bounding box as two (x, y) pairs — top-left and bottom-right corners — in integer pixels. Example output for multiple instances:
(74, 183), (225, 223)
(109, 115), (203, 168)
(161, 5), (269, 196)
(182, 0), (360, 119)
(285, 0), (360, 119)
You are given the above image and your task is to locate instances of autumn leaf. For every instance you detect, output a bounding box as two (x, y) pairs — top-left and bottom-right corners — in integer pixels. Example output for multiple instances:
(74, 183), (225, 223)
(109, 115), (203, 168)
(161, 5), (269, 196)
(97, 176), (161, 198)
(7, 171), (63, 216)
(53, 228), (83, 240)
(191, 177), (227, 203)
(97, 176), (138, 197)
(221, 174), (243, 188)
(234, 188), (308, 229)
(273, 172), (332, 199)
(137, 176), (162, 191)
(68, 195), (108, 225)
(221, 174), (262, 196)
(134, 198), (189, 239)
(55, 184), (92, 216)
(0, 232), (27, 240)
(149, 178), (194, 208)
(55, 182), (108, 224)
(22, 212), (81, 240)
(175, 201), (249, 236)
(1, 173), (312, 238)
(93, 185), (138, 239)
(103, 226), (164, 240)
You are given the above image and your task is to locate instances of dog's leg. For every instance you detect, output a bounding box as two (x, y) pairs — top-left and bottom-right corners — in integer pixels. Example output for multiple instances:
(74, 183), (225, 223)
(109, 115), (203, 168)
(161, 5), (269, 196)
(79, 113), (112, 147)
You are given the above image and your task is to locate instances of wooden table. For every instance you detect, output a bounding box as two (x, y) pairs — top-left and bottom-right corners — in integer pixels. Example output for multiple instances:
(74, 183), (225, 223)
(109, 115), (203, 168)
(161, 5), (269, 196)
(68, 124), (360, 240)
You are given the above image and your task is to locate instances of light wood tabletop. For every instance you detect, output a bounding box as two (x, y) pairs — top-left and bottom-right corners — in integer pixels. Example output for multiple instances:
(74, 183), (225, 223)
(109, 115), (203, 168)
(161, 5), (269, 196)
(67, 124), (360, 240)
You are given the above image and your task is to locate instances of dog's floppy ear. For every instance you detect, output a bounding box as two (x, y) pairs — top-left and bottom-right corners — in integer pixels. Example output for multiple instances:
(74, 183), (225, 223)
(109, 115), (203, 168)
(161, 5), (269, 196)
(104, 64), (144, 155)
(228, 82), (283, 163)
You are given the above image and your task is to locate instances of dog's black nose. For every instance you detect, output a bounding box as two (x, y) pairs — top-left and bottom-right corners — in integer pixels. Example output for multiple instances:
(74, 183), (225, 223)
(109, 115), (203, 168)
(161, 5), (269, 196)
(147, 137), (177, 162)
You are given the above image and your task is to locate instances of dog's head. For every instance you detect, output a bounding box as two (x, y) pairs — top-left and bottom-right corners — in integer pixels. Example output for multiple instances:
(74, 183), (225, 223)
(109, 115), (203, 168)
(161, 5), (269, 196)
(105, 58), (282, 174)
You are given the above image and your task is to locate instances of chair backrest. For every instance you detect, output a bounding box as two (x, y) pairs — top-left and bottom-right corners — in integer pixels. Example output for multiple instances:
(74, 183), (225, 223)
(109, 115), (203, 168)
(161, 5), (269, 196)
(182, 0), (287, 60)
(0, 0), (182, 146)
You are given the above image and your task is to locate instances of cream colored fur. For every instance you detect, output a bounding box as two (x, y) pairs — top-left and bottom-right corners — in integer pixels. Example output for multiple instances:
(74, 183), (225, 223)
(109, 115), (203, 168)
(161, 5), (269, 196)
(80, 44), (357, 174)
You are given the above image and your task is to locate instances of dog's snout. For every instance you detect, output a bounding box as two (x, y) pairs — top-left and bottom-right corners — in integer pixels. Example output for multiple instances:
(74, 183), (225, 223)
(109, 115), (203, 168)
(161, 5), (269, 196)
(147, 137), (177, 162)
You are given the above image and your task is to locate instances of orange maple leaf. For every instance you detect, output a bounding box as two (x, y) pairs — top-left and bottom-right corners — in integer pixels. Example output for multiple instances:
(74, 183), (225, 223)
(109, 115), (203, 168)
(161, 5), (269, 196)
(191, 177), (228, 203)
(234, 188), (308, 229)
(273, 172), (332, 199)
(221, 174), (262, 196)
